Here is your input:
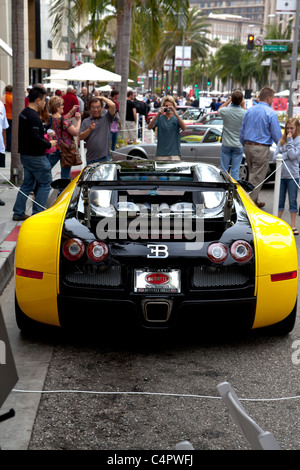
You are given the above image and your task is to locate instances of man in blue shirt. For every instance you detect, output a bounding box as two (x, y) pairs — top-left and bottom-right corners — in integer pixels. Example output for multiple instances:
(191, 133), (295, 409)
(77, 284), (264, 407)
(240, 86), (282, 207)
(147, 96), (186, 158)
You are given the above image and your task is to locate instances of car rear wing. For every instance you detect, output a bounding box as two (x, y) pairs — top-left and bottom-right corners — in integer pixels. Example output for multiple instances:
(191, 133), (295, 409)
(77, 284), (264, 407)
(76, 179), (236, 229)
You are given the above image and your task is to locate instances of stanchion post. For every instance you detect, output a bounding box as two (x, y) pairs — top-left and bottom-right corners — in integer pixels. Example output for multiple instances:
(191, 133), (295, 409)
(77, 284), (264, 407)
(273, 155), (283, 216)
(142, 116), (145, 143)
(136, 113), (139, 142)
(80, 139), (86, 167)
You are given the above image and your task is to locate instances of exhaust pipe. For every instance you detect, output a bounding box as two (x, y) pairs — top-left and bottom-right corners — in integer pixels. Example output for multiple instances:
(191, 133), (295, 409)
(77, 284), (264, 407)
(141, 299), (173, 323)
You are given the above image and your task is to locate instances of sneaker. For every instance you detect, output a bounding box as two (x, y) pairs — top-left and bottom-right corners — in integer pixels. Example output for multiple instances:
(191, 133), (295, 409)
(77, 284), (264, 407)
(0, 199), (5, 206)
(12, 214), (30, 221)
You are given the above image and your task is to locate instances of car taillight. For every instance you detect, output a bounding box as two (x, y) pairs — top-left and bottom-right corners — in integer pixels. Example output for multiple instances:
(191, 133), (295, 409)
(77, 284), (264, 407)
(87, 241), (108, 263)
(271, 271), (297, 282)
(63, 238), (85, 261)
(207, 242), (228, 263)
(230, 240), (253, 262)
(16, 267), (43, 279)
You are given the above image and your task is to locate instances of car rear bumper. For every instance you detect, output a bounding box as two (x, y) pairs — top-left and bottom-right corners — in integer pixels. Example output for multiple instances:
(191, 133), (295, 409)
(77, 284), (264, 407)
(57, 294), (256, 331)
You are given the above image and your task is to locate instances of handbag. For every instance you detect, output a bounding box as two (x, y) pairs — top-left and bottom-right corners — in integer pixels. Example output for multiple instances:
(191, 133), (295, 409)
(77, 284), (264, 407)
(60, 117), (82, 168)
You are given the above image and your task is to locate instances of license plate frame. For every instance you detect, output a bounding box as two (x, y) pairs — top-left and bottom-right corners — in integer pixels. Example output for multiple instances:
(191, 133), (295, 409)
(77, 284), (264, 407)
(134, 269), (181, 293)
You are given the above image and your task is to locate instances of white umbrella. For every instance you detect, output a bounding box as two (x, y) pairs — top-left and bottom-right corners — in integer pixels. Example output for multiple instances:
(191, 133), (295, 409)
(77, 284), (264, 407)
(208, 90), (221, 95)
(274, 89), (290, 96)
(44, 62), (122, 82)
(97, 84), (112, 92)
(44, 81), (68, 90)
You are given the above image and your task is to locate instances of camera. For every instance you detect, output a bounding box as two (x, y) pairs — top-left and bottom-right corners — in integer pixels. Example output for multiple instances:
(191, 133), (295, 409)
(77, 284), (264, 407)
(164, 107), (170, 113)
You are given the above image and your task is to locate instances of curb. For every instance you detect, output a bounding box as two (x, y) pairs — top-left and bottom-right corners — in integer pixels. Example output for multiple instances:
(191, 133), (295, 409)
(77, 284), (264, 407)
(0, 226), (20, 296)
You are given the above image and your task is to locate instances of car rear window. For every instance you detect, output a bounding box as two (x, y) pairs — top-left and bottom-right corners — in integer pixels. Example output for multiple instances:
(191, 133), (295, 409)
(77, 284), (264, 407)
(180, 129), (206, 143)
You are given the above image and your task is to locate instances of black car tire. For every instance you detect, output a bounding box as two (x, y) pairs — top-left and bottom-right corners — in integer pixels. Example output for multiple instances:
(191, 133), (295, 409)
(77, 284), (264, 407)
(15, 293), (44, 333)
(265, 300), (297, 336)
(127, 151), (148, 160)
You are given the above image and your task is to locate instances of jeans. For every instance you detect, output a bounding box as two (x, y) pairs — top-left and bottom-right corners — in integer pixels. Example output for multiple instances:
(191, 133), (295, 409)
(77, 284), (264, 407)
(279, 178), (299, 213)
(47, 150), (71, 179)
(221, 145), (244, 181)
(88, 155), (111, 164)
(6, 119), (12, 152)
(13, 155), (52, 216)
(111, 131), (118, 151)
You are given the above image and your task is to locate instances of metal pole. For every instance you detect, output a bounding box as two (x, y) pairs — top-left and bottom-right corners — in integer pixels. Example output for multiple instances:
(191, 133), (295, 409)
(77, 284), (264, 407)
(269, 58), (272, 87)
(181, 33), (185, 96)
(141, 115), (145, 143)
(273, 155), (283, 216)
(288, 2), (300, 118)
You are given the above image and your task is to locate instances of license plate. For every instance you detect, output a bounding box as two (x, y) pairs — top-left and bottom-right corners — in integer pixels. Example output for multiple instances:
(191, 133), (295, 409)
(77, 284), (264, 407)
(134, 269), (181, 293)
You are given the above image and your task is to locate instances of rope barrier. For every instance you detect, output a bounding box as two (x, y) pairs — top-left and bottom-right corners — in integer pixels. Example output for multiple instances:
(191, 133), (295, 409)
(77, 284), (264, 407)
(0, 170), (46, 210)
(248, 161), (283, 195)
(1, 152), (299, 212)
(11, 387), (300, 403)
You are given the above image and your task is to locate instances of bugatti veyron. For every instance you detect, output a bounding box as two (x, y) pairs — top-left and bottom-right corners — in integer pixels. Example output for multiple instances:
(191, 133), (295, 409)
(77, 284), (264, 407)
(14, 161), (298, 335)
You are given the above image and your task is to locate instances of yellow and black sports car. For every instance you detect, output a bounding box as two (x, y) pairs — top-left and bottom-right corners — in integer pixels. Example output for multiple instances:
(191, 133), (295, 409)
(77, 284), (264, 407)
(15, 161), (298, 335)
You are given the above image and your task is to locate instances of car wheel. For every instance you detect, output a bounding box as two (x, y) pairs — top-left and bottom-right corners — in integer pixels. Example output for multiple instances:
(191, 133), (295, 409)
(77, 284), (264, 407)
(266, 300), (297, 336)
(15, 293), (43, 333)
(127, 151), (148, 160)
(238, 164), (248, 181)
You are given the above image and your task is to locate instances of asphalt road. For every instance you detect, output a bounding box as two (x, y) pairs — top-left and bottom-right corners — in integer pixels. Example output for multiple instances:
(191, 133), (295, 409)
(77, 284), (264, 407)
(1, 184), (300, 452)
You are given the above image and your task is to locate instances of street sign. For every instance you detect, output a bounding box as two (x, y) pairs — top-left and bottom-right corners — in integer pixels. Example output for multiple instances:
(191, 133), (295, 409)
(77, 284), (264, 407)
(276, 0), (296, 14)
(263, 45), (287, 52)
(254, 35), (264, 46)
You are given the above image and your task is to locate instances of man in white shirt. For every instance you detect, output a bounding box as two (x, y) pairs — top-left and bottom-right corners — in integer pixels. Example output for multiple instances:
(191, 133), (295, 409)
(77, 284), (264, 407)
(0, 101), (9, 205)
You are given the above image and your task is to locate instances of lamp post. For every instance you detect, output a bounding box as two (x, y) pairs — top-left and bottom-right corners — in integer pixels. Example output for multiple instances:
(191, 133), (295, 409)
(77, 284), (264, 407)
(288, 2), (300, 118)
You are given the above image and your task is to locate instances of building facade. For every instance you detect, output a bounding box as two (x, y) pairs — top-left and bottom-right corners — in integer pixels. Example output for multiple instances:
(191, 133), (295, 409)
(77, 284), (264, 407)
(190, 0), (266, 23)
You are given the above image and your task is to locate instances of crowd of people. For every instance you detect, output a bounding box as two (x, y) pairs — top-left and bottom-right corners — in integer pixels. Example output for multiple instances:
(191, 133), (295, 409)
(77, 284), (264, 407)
(0, 82), (300, 234)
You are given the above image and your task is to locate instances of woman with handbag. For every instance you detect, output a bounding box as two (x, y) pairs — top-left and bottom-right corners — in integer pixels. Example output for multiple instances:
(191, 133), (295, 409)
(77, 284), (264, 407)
(48, 95), (81, 179)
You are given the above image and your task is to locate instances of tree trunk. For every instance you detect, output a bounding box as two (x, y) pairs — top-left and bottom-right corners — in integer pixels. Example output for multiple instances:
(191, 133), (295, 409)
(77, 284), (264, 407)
(117, 0), (132, 130)
(11, 0), (25, 184)
(115, 0), (124, 76)
(277, 59), (281, 92)
(171, 55), (175, 96)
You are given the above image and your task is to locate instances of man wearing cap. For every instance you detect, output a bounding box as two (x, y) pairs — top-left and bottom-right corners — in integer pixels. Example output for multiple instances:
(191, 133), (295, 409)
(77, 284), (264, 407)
(62, 85), (79, 115)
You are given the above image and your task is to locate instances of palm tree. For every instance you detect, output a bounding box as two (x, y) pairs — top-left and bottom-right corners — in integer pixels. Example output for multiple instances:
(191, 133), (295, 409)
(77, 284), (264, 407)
(154, 8), (211, 94)
(257, 21), (293, 92)
(11, 0), (25, 183)
(49, 0), (190, 124)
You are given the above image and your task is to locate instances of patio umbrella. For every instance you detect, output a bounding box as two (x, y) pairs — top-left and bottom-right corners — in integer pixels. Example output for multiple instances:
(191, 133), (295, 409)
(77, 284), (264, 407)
(44, 81), (68, 90)
(97, 84), (113, 92)
(274, 89), (290, 96)
(44, 62), (122, 82)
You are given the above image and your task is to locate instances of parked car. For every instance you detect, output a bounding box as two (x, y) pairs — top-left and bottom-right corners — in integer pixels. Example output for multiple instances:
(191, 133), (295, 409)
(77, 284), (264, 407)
(181, 107), (206, 124)
(182, 109), (223, 126)
(146, 106), (192, 124)
(112, 125), (248, 180)
(15, 161), (298, 335)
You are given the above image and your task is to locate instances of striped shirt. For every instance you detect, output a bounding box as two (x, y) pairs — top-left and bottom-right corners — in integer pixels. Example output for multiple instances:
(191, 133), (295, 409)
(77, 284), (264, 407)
(239, 102), (282, 147)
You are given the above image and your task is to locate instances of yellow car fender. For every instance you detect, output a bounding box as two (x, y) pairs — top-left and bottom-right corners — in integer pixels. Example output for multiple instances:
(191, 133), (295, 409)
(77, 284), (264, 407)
(237, 187), (298, 329)
(15, 177), (79, 326)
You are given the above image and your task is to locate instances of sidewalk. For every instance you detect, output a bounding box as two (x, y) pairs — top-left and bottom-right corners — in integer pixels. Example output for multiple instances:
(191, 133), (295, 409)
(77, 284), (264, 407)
(0, 152), (62, 295)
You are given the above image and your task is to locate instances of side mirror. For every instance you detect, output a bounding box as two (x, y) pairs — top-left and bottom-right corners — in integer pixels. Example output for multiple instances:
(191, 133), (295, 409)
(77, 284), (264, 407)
(50, 178), (71, 190)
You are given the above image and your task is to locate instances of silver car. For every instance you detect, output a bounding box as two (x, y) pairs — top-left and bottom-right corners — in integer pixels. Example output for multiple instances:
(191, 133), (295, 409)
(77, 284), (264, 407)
(112, 125), (248, 181)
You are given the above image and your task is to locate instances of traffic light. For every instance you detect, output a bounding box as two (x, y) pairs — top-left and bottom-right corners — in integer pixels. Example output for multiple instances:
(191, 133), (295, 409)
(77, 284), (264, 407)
(207, 79), (211, 86)
(247, 34), (254, 50)
(195, 84), (198, 88)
